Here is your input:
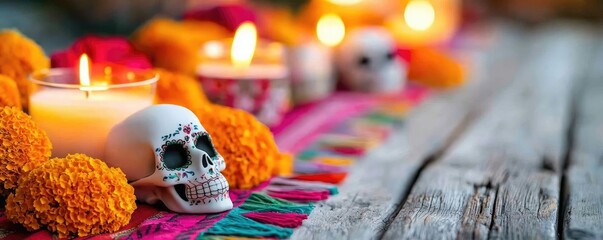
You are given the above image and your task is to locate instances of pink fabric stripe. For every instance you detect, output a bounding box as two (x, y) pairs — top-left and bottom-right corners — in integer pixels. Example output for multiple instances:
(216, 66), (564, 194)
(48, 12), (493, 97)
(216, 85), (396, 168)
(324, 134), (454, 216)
(273, 87), (429, 154)
(273, 93), (378, 153)
(267, 189), (330, 202)
(270, 101), (321, 136)
(242, 212), (308, 228)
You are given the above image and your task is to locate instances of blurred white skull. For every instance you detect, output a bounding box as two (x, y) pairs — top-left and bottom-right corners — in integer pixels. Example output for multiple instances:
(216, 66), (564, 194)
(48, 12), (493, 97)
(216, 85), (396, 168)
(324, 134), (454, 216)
(104, 104), (233, 214)
(335, 27), (407, 93)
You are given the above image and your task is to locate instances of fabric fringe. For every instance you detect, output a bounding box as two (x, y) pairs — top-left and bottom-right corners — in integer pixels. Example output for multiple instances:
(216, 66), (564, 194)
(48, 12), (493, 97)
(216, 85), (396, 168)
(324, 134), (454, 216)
(242, 212), (308, 228)
(294, 161), (348, 174)
(203, 208), (293, 239)
(203, 193), (314, 238)
(290, 172), (348, 184)
(240, 193), (314, 215)
(267, 189), (330, 202)
(271, 177), (339, 195)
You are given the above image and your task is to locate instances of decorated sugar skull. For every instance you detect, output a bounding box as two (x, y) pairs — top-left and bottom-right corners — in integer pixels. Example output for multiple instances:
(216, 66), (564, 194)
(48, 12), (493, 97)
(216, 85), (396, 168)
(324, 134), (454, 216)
(104, 104), (233, 214)
(335, 27), (407, 93)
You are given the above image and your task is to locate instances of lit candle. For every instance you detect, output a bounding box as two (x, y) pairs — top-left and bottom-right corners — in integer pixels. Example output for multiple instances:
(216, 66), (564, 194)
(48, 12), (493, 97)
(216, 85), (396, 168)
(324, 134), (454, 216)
(29, 55), (157, 159)
(316, 14), (345, 47)
(198, 22), (290, 126)
(385, 0), (460, 46)
(289, 13), (345, 104)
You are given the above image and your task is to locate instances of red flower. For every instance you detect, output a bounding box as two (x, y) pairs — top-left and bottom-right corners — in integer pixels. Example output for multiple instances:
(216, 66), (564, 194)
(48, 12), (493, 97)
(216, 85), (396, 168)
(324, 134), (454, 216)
(183, 4), (258, 32)
(50, 35), (152, 69)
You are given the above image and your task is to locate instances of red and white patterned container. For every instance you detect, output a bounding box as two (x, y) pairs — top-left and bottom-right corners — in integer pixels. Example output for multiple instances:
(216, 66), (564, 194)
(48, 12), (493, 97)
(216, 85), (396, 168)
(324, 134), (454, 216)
(197, 39), (290, 127)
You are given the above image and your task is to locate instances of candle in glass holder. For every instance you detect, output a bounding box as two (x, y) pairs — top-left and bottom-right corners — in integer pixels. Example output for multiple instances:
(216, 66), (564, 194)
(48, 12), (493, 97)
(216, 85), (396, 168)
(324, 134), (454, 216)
(198, 22), (289, 126)
(28, 55), (157, 159)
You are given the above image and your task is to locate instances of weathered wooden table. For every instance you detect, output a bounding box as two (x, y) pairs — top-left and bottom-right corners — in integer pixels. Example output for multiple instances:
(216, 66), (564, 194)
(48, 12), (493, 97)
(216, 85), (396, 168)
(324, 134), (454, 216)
(292, 21), (603, 240)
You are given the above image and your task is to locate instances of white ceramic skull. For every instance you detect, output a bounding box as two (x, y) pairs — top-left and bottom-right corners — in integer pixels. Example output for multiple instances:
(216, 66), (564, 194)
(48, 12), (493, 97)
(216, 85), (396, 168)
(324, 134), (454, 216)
(335, 27), (407, 93)
(104, 104), (233, 214)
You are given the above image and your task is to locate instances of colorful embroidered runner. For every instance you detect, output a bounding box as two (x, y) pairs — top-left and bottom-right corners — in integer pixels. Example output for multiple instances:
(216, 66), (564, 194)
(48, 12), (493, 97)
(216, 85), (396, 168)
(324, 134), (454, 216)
(0, 86), (427, 239)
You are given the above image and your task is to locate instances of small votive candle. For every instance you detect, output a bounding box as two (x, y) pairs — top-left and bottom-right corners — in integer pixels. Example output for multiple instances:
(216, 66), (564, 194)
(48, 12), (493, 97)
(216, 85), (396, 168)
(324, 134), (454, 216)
(197, 22), (290, 126)
(28, 64), (157, 159)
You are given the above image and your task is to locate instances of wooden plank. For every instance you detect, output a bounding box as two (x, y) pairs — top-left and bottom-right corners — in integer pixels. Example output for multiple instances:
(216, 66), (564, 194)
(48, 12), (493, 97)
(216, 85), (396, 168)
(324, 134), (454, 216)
(291, 22), (527, 239)
(389, 165), (559, 239)
(383, 22), (595, 240)
(563, 167), (603, 240)
(567, 33), (603, 168)
(563, 32), (603, 240)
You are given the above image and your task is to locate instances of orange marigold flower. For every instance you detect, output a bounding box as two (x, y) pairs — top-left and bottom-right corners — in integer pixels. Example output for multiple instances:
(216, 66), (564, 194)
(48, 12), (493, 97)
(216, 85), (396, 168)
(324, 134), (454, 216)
(274, 152), (293, 176)
(0, 106), (52, 194)
(131, 18), (229, 76)
(5, 154), (136, 238)
(154, 68), (210, 110)
(0, 30), (49, 108)
(408, 48), (466, 89)
(0, 74), (21, 108)
(194, 104), (291, 189)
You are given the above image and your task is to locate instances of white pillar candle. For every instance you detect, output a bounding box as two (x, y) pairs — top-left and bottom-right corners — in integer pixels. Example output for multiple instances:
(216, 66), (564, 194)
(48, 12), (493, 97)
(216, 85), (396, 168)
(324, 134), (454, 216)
(30, 89), (153, 159)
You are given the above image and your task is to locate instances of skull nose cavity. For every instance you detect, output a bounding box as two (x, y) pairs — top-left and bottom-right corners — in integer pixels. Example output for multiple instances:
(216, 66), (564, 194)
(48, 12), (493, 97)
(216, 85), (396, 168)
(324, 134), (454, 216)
(175, 184), (188, 201)
(201, 154), (214, 168)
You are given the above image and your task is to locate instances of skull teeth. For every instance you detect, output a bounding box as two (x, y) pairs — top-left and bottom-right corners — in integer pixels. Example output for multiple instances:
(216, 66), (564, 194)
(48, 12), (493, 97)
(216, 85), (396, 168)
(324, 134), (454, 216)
(185, 177), (229, 200)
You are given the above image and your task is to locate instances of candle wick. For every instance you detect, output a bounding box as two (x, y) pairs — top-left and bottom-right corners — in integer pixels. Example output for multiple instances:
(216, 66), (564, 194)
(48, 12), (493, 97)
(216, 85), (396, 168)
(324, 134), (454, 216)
(85, 90), (91, 99)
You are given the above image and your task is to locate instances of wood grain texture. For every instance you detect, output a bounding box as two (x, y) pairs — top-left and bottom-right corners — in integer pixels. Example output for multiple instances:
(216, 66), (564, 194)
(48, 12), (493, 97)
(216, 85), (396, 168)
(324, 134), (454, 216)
(383, 23), (595, 240)
(563, 167), (603, 240)
(291, 23), (527, 240)
(390, 166), (559, 240)
(563, 32), (603, 240)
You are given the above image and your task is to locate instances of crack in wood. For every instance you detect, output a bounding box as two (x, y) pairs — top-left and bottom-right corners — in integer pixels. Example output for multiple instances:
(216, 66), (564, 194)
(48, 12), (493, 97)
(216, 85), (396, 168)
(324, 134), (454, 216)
(487, 185), (500, 240)
(541, 157), (557, 173)
(377, 108), (486, 240)
(556, 29), (595, 239)
(376, 154), (439, 239)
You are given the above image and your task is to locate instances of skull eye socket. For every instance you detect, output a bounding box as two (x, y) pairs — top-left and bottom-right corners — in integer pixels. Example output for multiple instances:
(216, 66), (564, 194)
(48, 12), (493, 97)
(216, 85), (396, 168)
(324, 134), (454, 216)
(162, 142), (190, 170)
(386, 51), (396, 61)
(195, 133), (218, 158)
(358, 56), (371, 67)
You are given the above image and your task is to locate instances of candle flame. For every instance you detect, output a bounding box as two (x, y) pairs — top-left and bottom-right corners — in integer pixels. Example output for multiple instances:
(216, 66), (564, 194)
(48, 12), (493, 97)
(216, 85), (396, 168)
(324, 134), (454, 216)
(404, 0), (435, 31)
(317, 14), (346, 47)
(231, 22), (257, 69)
(79, 54), (91, 90)
(78, 54), (108, 93)
(326, 0), (362, 5)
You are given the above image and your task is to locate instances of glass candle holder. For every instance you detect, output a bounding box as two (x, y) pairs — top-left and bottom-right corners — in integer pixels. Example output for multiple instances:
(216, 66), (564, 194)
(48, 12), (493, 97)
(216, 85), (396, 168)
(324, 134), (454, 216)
(28, 67), (157, 159)
(197, 39), (290, 127)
